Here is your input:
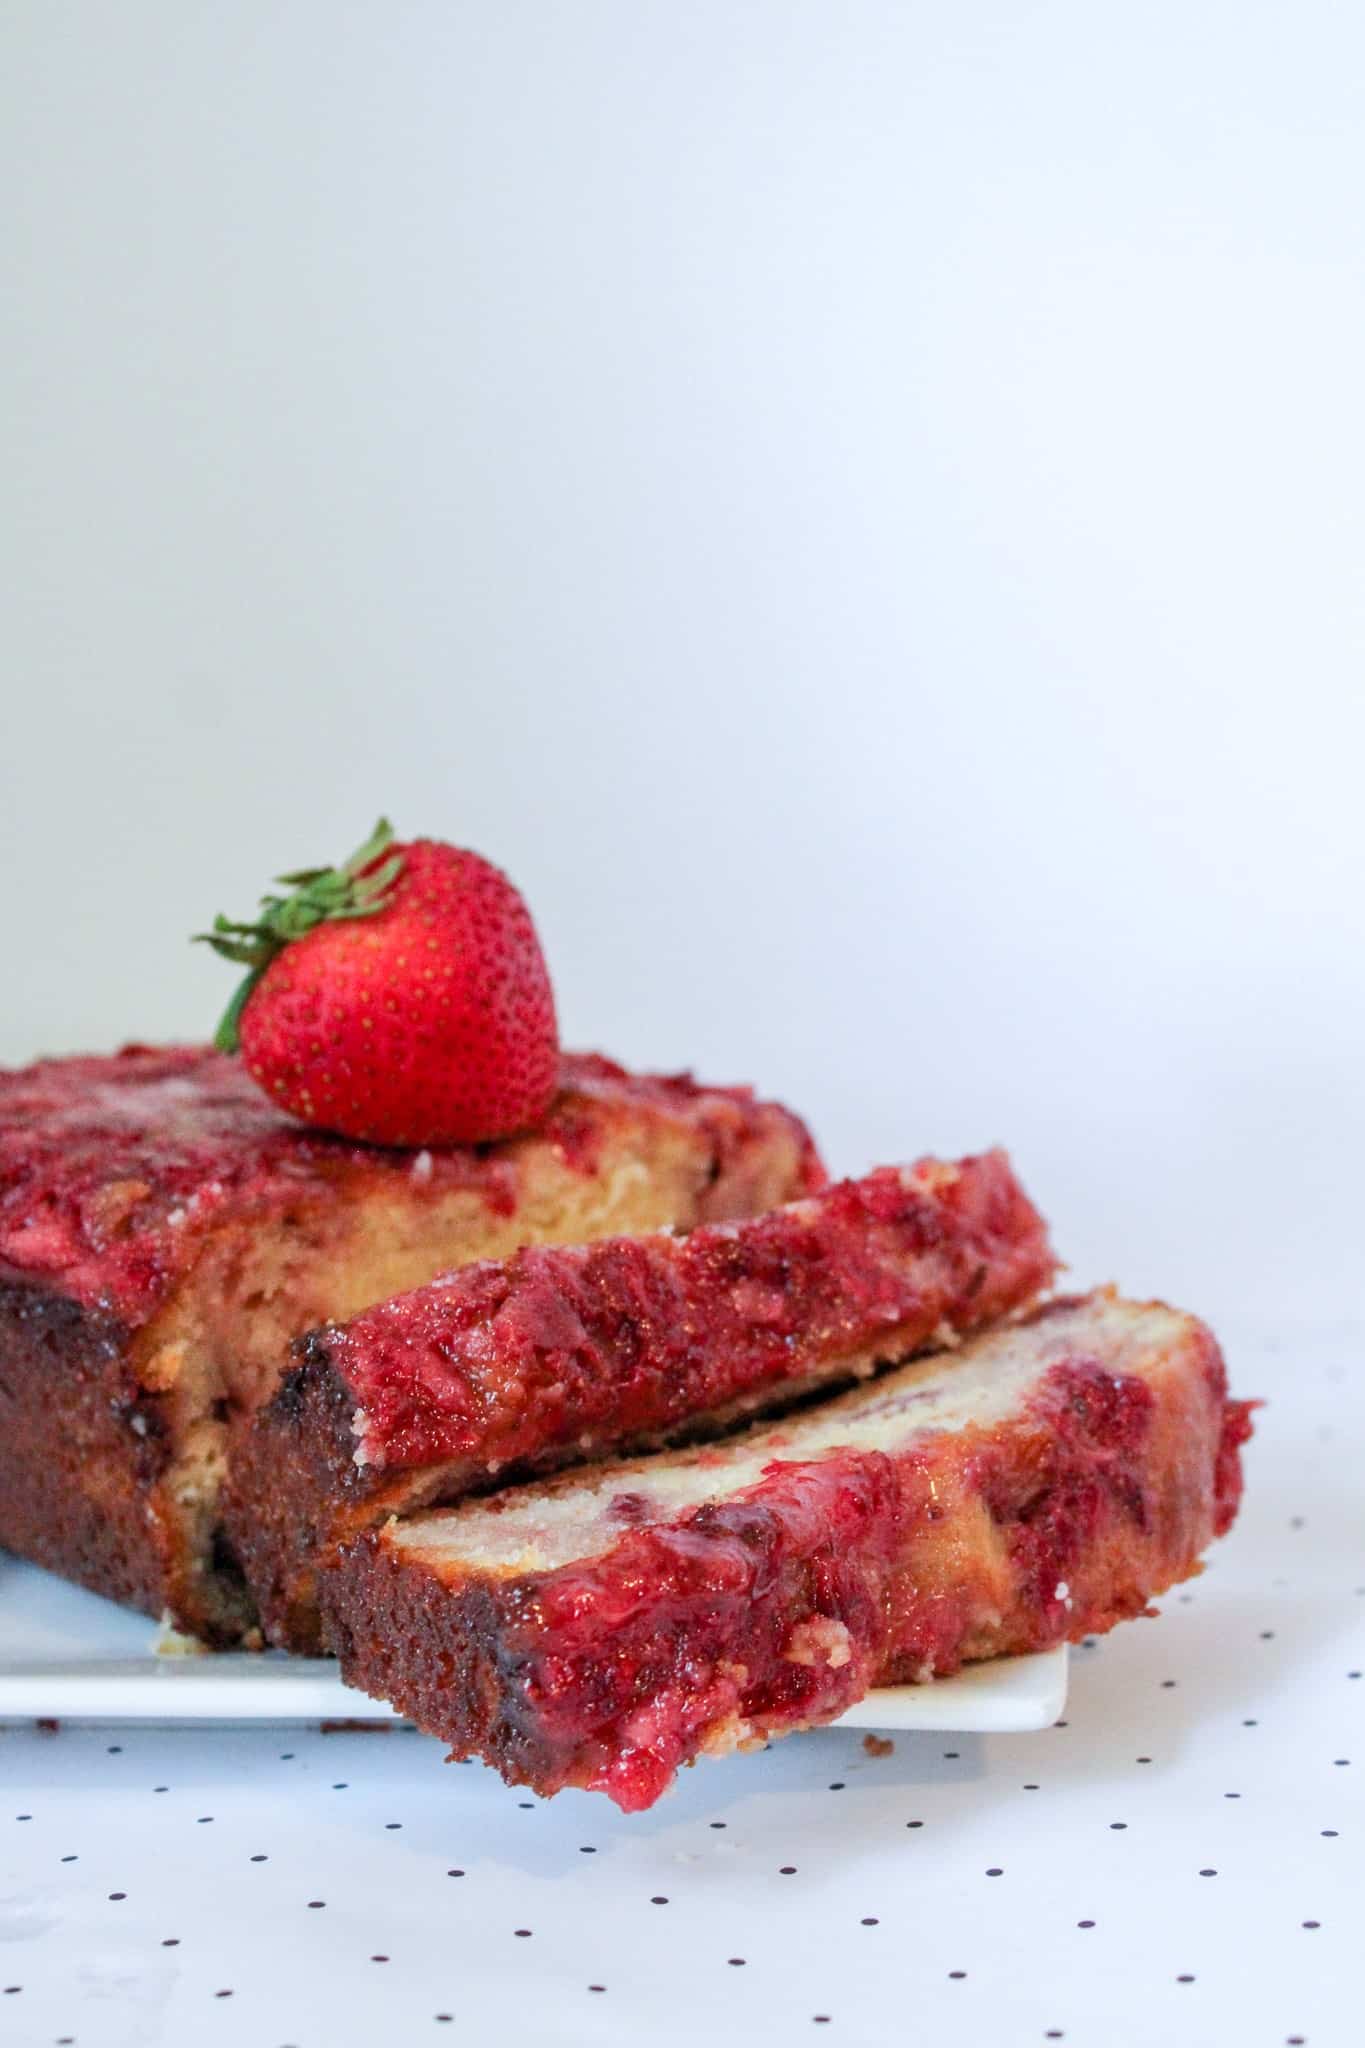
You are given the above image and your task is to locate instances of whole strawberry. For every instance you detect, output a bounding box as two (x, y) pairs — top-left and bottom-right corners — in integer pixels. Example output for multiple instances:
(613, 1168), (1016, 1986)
(197, 819), (560, 1146)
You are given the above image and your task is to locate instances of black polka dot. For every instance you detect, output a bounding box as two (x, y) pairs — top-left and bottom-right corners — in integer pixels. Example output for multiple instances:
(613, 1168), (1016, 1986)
(447, 1869), (465, 1877)
(250, 1854), (267, 1863)
(861, 1917), (878, 1926)
(386, 1821), (402, 1829)
(948, 1969), (966, 1979)
(1110, 1822), (1127, 1830)
(906, 1820), (924, 1828)
(371, 1955), (389, 1963)
(514, 1929), (532, 1938)
(1177, 1974), (1195, 1983)
(1077, 1919), (1095, 1929)
(651, 1897), (669, 1906)
(580, 1846), (596, 1854)
(162, 1939), (179, 1948)
(986, 1867), (1003, 1876)
(728, 1957), (746, 1966)
(780, 1866), (797, 1875)
(1199, 1869), (1217, 1877)
(215, 1989), (233, 1999)
(710, 1821), (727, 1830)
(308, 1901), (326, 1910)
(588, 1986), (605, 1994)
(108, 1892), (126, 1901)
(1302, 1920), (1321, 1929)
(828, 1782), (845, 1791)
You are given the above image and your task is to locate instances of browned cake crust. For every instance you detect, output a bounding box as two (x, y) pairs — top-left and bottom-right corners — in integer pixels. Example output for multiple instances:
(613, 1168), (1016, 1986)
(321, 1293), (1254, 1810)
(225, 1345), (428, 1653)
(0, 1282), (176, 1618)
(0, 1045), (820, 1641)
(230, 1152), (1054, 1652)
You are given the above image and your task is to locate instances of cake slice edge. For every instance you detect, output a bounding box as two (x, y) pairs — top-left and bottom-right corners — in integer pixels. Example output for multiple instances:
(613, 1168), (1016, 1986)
(320, 1290), (1254, 1809)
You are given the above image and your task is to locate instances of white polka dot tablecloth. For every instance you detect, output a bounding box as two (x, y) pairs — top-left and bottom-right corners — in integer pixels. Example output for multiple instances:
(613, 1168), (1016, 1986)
(1, 1320), (1359, 2048)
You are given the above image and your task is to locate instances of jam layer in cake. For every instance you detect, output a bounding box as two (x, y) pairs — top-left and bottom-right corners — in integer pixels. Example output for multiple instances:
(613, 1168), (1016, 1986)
(322, 1292), (1254, 1810)
(231, 1151), (1054, 1650)
(0, 1045), (820, 1642)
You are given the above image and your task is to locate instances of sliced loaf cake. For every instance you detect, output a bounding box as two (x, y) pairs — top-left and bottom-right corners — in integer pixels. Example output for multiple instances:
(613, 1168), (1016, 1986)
(0, 1045), (818, 1641)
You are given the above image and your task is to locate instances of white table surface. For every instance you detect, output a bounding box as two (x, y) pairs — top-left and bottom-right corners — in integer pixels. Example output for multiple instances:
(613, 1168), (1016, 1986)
(1, 1318), (1359, 2048)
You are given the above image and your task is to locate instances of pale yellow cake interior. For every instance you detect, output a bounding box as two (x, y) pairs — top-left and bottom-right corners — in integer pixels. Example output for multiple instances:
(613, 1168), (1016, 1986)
(391, 1294), (1179, 1578)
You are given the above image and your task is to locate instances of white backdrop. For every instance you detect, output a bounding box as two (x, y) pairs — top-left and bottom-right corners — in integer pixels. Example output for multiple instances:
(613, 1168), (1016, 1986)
(3, 2), (1362, 1330)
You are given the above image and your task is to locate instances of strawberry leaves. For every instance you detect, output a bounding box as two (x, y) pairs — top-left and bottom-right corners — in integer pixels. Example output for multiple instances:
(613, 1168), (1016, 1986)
(195, 817), (405, 1054)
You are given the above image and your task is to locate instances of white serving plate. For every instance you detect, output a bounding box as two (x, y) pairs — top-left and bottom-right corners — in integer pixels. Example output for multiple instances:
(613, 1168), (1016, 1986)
(0, 1553), (1067, 1733)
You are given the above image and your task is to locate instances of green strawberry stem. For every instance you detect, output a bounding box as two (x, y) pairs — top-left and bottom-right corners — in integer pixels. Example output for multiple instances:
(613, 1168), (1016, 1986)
(194, 817), (404, 1054)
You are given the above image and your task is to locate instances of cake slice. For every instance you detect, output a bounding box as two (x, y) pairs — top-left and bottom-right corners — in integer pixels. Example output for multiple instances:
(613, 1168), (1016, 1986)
(322, 1292), (1254, 1810)
(0, 1044), (819, 1643)
(230, 1152), (1054, 1651)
